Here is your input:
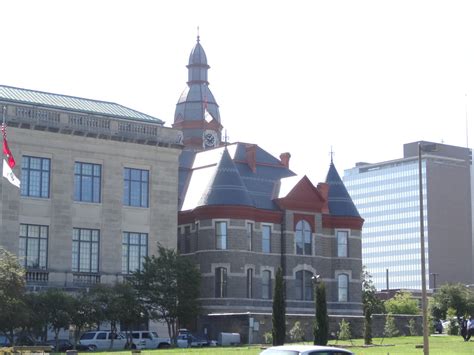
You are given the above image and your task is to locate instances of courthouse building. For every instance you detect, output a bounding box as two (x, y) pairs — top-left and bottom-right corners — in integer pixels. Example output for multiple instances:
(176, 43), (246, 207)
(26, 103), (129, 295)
(0, 86), (182, 289)
(173, 37), (364, 339)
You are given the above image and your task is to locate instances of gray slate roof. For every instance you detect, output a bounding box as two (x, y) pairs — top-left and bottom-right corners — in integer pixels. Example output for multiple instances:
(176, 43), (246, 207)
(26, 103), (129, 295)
(325, 161), (361, 217)
(198, 148), (254, 207)
(0, 85), (163, 124)
(179, 143), (295, 211)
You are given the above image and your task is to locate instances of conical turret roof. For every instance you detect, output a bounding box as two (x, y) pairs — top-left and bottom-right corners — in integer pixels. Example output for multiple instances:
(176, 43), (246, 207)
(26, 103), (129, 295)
(325, 160), (360, 217)
(198, 148), (255, 207)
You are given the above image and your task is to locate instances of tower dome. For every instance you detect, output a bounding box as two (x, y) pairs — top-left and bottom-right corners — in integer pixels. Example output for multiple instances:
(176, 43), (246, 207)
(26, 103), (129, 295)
(173, 36), (223, 150)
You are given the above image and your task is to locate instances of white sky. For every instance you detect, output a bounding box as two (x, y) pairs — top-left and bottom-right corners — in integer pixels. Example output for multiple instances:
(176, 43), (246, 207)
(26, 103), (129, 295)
(1, 0), (473, 182)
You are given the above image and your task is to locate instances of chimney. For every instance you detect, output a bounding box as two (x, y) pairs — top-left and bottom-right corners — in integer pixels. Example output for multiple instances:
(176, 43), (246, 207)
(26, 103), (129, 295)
(280, 152), (291, 168)
(246, 144), (257, 173)
(317, 182), (330, 214)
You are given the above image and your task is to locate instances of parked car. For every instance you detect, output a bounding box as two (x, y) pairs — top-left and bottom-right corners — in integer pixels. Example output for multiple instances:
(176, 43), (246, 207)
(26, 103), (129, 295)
(42, 339), (93, 352)
(79, 331), (127, 351)
(176, 333), (209, 348)
(0, 335), (11, 347)
(127, 331), (171, 349)
(260, 345), (354, 355)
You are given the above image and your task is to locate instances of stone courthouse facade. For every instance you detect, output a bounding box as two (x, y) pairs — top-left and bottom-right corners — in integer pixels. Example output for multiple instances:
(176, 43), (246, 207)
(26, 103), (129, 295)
(174, 38), (364, 341)
(0, 86), (182, 289)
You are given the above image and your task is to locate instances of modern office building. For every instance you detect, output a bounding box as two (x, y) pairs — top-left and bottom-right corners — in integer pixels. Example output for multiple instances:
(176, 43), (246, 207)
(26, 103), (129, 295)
(0, 86), (182, 289)
(344, 141), (473, 291)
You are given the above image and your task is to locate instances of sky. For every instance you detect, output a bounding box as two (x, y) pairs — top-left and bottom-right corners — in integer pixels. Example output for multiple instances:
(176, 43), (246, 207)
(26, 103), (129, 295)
(1, 0), (473, 183)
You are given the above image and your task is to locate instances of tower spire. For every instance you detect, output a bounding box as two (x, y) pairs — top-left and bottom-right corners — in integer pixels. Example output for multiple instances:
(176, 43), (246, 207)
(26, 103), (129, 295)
(197, 26), (200, 42)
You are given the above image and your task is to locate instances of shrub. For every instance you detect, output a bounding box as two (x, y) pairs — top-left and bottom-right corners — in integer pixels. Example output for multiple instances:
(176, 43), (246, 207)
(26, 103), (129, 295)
(408, 318), (417, 336)
(446, 307), (459, 335)
(338, 319), (351, 340)
(263, 332), (273, 344)
(289, 321), (305, 342)
(384, 313), (399, 337)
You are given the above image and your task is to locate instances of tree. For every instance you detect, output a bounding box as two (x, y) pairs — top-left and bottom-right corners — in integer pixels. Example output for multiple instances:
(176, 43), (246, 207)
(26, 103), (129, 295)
(69, 291), (99, 349)
(272, 267), (286, 345)
(430, 283), (474, 320)
(41, 289), (74, 350)
(361, 268), (384, 345)
(313, 281), (329, 345)
(131, 244), (201, 340)
(0, 247), (27, 344)
(385, 291), (419, 315)
(89, 282), (144, 350)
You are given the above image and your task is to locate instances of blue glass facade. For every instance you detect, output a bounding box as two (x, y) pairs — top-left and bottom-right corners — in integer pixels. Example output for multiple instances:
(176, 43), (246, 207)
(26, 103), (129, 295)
(344, 159), (429, 290)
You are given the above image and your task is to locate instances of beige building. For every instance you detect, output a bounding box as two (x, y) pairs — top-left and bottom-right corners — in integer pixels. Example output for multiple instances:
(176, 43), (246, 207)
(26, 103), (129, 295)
(0, 85), (182, 290)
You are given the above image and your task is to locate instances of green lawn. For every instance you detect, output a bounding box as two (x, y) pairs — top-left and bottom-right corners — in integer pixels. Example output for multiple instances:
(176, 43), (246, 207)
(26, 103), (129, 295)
(82, 336), (473, 355)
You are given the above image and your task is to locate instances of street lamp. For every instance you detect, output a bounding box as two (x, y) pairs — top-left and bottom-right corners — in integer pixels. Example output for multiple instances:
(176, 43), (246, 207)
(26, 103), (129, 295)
(418, 142), (436, 355)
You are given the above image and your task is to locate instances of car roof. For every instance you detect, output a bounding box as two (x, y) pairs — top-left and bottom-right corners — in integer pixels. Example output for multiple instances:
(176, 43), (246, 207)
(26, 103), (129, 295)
(262, 345), (352, 353)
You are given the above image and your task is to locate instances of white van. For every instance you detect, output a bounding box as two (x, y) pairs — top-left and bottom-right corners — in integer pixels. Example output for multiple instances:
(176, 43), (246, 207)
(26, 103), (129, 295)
(79, 331), (127, 351)
(128, 331), (171, 349)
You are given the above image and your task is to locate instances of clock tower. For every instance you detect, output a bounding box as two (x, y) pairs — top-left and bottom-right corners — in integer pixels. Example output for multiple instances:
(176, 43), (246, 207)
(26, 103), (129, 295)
(173, 36), (223, 150)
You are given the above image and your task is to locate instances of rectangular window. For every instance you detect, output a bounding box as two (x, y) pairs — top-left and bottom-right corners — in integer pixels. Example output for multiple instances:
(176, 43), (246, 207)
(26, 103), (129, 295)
(21, 156), (50, 198)
(19, 224), (48, 269)
(247, 268), (253, 298)
(74, 162), (101, 203)
(123, 168), (149, 207)
(246, 222), (253, 251)
(215, 221), (227, 250)
(215, 267), (227, 298)
(337, 230), (349, 257)
(262, 225), (271, 253)
(184, 226), (191, 253)
(122, 232), (148, 274)
(262, 270), (272, 299)
(72, 228), (99, 273)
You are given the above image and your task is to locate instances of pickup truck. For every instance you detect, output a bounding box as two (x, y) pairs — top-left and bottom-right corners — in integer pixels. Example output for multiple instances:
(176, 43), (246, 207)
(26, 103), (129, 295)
(129, 331), (171, 349)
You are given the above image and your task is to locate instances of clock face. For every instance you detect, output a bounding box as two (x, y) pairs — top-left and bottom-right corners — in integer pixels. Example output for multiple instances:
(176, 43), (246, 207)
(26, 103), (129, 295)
(203, 130), (217, 148)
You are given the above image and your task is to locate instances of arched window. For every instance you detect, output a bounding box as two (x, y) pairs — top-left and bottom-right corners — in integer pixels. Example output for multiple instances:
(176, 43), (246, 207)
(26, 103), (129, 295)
(215, 267), (227, 298)
(262, 270), (272, 299)
(337, 230), (348, 257)
(338, 273), (349, 302)
(295, 270), (314, 301)
(295, 220), (312, 255)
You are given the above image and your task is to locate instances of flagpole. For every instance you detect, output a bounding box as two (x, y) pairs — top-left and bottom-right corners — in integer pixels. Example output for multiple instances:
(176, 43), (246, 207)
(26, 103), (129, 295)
(2, 105), (5, 127)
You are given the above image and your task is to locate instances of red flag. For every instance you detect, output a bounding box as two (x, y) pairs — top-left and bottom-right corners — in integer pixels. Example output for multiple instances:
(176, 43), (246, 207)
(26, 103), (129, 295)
(1, 124), (16, 169)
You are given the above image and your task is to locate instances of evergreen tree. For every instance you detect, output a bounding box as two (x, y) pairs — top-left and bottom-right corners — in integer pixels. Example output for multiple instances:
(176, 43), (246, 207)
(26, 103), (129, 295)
(361, 267), (384, 345)
(313, 281), (329, 345)
(272, 267), (286, 345)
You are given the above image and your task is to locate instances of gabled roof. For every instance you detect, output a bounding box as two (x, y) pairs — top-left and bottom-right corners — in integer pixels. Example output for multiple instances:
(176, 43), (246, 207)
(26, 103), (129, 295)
(0, 85), (163, 124)
(325, 161), (360, 217)
(198, 148), (254, 207)
(275, 175), (328, 213)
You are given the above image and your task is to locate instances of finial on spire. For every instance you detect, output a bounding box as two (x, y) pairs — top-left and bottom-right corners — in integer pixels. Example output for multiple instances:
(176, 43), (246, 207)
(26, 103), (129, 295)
(197, 26), (200, 42)
(224, 130), (229, 148)
(329, 146), (335, 163)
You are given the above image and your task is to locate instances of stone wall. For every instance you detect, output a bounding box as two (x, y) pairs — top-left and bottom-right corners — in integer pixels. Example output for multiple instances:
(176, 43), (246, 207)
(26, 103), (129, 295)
(198, 313), (423, 344)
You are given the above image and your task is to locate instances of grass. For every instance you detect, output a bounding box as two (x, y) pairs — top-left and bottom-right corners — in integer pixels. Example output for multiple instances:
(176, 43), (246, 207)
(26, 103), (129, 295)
(74, 336), (473, 355)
